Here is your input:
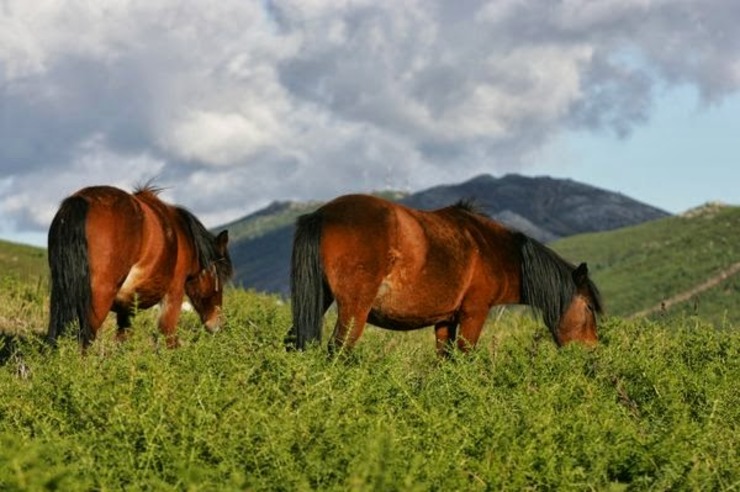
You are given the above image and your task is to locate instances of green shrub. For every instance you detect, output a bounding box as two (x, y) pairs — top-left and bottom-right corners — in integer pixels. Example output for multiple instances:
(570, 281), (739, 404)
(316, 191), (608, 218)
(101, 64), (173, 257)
(0, 287), (738, 490)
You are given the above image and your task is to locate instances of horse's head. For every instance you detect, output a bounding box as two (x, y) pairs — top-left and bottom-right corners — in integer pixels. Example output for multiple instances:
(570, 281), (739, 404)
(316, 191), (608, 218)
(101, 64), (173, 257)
(555, 263), (602, 347)
(185, 230), (232, 333)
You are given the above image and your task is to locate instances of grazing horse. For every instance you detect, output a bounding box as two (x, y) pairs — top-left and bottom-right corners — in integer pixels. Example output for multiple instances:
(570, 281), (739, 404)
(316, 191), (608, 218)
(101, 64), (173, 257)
(288, 194), (602, 355)
(47, 185), (232, 348)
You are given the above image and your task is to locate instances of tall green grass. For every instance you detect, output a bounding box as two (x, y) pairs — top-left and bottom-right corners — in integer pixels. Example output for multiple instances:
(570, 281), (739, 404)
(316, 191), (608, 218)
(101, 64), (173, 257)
(1, 287), (738, 490)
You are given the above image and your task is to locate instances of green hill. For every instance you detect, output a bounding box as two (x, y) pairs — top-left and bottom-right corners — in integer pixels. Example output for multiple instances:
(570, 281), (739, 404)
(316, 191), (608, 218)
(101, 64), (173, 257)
(220, 201), (322, 244)
(0, 239), (47, 282)
(553, 203), (740, 326)
(0, 240), (47, 335)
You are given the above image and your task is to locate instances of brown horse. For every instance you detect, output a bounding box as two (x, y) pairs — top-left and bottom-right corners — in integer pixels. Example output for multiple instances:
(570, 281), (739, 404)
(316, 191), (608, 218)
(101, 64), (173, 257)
(288, 194), (602, 355)
(47, 185), (232, 348)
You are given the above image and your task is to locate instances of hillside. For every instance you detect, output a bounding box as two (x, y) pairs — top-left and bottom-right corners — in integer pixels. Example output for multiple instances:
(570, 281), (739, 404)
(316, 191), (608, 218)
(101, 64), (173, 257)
(553, 203), (740, 326)
(227, 174), (668, 293)
(0, 239), (47, 282)
(0, 239), (47, 334)
(220, 200), (322, 244)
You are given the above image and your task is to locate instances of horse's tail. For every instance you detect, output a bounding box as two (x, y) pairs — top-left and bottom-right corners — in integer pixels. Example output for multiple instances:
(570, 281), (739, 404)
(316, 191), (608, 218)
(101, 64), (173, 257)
(47, 196), (94, 347)
(289, 211), (325, 350)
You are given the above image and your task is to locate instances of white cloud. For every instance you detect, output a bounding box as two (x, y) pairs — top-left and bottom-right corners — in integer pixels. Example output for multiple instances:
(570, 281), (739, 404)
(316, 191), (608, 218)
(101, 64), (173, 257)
(1, 135), (166, 228)
(163, 109), (282, 165)
(1, 0), (739, 240)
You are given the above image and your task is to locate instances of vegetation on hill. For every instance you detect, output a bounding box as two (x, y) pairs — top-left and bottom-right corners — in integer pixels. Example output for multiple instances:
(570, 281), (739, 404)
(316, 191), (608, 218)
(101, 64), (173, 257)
(0, 240), (47, 335)
(0, 239), (47, 282)
(221, 201), (322, 244)
(553, 205), (740, 326)
(0, 285), (738, 490)
(1, 206), (739, 489)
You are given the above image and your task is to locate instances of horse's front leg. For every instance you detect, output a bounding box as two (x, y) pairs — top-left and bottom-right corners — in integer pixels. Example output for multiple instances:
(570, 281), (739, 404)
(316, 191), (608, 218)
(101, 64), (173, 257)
(456, 308), (489, 353)
(157, 291), (185, 348)
(434, 321), (459, 358)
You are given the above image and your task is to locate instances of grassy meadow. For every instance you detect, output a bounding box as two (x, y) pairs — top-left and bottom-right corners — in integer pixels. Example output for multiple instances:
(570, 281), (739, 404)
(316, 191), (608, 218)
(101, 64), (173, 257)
(1, 206), (739, 490)
(554, 205), (740, 326)
(1, 283), (738, 490)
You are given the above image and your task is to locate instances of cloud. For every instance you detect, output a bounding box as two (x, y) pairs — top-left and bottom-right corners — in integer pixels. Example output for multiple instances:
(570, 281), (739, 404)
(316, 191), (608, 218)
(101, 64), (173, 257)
(1, 0), (739, 239)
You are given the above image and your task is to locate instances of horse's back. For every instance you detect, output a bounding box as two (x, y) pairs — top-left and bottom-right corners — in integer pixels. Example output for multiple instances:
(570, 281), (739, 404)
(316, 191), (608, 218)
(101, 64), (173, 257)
(317, 194), (480, 277)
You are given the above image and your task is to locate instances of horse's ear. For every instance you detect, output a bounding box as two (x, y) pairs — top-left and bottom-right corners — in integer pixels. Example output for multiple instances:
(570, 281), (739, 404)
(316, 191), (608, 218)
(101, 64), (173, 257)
(215, 230), (229, 254)
(572, 262), (589, 287)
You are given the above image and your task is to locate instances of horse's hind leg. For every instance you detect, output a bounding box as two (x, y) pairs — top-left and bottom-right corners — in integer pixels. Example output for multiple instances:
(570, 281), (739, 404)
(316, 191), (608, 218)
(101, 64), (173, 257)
(87, 289), (117, 347)
(285, 284), (334, 349)
(329, 308), (369, 355)
(329, 293), (375, 354)
(114, 308), (133, 342)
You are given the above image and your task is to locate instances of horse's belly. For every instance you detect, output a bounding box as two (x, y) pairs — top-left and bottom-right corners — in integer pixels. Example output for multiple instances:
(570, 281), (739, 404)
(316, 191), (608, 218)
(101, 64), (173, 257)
(367, 309), (452, 331)
(115, 265), (163, 308)
(370, 281), (457, 330)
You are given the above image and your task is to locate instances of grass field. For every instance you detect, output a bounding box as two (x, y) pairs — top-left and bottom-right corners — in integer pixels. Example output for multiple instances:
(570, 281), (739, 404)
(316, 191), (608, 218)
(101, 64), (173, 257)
(1, 286), (738, 490)
(1, 207), (738, 489)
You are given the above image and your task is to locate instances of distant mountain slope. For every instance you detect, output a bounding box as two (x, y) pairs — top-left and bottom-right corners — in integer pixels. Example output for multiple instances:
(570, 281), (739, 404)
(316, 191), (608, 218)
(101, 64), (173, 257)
(220, 201), (322, 244)
(401, 174), (667, 240)
(552, 203), (740, 327)
(226, 174), (669, 294)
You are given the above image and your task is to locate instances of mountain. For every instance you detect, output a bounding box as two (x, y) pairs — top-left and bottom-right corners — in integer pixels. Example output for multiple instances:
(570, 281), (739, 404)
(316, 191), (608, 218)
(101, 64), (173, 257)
(224, 174), (670, 294)
(400, 174), (666, 241)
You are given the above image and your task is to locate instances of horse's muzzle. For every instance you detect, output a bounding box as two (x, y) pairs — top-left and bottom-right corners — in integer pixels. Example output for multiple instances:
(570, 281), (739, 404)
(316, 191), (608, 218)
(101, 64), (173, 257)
(204, 307), (223, 333)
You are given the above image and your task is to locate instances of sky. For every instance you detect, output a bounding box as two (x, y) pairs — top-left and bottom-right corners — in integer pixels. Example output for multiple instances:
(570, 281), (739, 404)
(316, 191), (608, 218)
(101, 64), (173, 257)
(1, 0), (739, 248)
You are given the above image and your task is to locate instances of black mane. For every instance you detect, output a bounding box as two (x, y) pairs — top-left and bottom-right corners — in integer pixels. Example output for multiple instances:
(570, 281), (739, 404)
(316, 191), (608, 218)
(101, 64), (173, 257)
(452, 198), (487, 217)
(133, 182), (165, 196)
(518, 233), (602, 336)
(176, 207), (233, 283)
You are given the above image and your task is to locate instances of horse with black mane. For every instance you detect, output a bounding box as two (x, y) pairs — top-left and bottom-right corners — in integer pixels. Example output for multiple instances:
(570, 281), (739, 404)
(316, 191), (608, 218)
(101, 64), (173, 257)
(288, 194), (602, 355)
(47, 185), (232, 348)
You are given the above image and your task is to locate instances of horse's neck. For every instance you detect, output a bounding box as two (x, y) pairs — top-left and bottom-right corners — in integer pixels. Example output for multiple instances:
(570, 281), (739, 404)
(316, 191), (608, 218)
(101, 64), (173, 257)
(136, 194), (202, 273)
(473, 220), (524, 305)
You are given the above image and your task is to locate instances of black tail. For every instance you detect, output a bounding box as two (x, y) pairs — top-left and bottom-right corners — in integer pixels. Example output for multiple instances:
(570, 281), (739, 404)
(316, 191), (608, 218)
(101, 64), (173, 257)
(47, 196), (93, 347)
(289, 211), (325, 350)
